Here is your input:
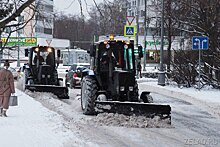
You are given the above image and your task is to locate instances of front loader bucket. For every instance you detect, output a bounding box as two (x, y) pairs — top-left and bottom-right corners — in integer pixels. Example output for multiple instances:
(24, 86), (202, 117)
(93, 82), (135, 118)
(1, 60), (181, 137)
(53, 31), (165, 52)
(25, 85), (69, 99)
(95, 101), (171, 121)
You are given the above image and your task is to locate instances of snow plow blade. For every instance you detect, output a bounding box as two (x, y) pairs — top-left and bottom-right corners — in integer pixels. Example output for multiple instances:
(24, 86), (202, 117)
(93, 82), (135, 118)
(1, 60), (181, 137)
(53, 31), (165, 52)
(25, 85), (69, 99)
(95, 101), (171, 120)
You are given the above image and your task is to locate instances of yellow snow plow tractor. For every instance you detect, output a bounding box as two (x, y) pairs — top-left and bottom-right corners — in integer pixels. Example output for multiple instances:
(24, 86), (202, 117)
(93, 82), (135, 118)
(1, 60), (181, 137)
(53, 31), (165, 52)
(81, 35), (171, 120)
(23, 46), (69, 99)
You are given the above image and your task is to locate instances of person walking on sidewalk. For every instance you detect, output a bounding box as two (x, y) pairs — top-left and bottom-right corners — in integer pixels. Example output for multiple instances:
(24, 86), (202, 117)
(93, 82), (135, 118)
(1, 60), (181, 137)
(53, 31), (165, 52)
(137, 62), (142, 78)
(0, 61), (15, 117)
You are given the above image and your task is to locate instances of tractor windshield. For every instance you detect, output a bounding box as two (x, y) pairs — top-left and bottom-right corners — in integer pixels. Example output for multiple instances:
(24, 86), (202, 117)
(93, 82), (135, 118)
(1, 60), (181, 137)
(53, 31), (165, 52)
(98, 41), (135, 73)
(111, 42), (135, 71)
(31, 47), (55, 67)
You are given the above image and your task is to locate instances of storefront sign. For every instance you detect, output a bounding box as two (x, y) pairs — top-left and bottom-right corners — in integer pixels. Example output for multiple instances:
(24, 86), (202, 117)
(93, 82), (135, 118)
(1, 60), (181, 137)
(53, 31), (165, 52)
(1, 37), (37, 46)
(144, 40), (168, 46)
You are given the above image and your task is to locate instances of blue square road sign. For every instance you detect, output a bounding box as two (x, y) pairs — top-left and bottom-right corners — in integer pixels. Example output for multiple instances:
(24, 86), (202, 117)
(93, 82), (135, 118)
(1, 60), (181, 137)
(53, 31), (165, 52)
(124, 25), (136, 37)
(192, 36), (209, 50)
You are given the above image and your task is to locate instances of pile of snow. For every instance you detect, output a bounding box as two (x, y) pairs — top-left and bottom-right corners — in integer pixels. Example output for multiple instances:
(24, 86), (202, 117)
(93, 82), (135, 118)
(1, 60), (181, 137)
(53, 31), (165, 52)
(16, 75), (172, 129)
(90, 113), (172, 128)
(26, 90), (172, 128)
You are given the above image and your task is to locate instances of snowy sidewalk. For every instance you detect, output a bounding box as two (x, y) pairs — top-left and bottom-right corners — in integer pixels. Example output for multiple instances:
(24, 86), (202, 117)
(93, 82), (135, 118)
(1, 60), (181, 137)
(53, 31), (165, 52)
(138, 78), (220, 118)
(0, 89), (76, 147)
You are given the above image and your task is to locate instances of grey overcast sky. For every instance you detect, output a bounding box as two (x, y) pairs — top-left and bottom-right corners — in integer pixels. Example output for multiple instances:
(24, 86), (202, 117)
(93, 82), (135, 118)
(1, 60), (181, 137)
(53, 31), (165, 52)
(54, 0), (104, 17)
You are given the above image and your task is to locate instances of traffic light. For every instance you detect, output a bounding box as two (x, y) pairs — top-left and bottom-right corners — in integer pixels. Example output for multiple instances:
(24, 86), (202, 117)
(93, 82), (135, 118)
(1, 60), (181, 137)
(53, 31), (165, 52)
(138, 46), (143, 58)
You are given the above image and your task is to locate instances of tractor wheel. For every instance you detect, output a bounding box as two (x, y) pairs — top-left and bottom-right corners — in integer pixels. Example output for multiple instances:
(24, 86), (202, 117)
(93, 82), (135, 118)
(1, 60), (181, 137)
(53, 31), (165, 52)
(81, 76), (98, 115)
(23, 69), (30, 91)
(59, 80), (63, 87)
(146, 94), (153, 103)
(133, 81), (139, 102)
(140, 92), (153, 103)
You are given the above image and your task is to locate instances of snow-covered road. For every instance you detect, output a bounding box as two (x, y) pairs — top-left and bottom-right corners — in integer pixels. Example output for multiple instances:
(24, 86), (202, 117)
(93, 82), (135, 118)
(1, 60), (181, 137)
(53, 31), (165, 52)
(1, 77), (219, 147)
(26, 85), (220, 147)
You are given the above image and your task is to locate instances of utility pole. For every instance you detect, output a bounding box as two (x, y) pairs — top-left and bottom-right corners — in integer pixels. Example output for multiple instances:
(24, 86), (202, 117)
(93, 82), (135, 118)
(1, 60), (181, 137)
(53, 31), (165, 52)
(158, 0), (165, 86)
(17, 17), (21, 67)
(0, 30), (2, 66)
(17, 28), (20, 67)
(135, 0), (140, 47)
(143, 0), (147, 71)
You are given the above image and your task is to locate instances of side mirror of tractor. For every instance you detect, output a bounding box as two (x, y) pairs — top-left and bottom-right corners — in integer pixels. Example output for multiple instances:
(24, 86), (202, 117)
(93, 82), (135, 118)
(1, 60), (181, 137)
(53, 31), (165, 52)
(89, 45), (96, 57)
(57, 50), (61, 58)
(22, 66), (26, 72)
(25, 49), (29, 57)
(138, 46), (143, 58)
(87, 50), (90, 54)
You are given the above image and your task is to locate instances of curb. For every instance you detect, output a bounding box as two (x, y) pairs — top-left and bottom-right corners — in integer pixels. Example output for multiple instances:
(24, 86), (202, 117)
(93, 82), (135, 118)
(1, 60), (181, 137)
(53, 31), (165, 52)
(140, 83), (220, 119)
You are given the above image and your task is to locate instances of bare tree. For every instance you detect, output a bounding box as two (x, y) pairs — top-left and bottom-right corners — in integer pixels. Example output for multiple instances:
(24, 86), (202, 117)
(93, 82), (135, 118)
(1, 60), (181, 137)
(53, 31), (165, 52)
(54, 0), (127, 49)
(151, 0), (220, 88)
(173, 0), (220, 88)
(90, 0), (127, 37)
(53, 14), (94, 49)
(0, 0), (36, 63)
(151, 0), (182, 72)
(0, 0), (35, 28)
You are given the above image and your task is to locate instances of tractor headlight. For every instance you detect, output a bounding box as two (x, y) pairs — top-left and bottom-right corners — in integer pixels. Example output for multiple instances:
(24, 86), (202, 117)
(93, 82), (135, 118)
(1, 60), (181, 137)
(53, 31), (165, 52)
(47, 47), (52, 52)
(129, 86), (133, 91)
(120, 86), (125, 91)
(116, 86), (119, 93)
(35, 47), (39, 52)
(42, 74), (45, 78)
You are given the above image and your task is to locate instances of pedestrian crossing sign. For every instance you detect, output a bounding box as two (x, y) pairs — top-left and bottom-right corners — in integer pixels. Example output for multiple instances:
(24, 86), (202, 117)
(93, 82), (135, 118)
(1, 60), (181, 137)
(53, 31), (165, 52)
(124, 25), (136, 37)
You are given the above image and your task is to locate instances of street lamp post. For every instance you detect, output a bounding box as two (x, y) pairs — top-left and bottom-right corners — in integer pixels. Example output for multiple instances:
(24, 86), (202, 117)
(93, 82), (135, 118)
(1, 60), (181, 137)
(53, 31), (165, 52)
(143, 0), (147, 71)
(17, 28), (20, 67)
(17, 16), (22, 67)
(0, 29), (2, 66)
(135, 0), (140, 47)
(158, 0), (165, 86)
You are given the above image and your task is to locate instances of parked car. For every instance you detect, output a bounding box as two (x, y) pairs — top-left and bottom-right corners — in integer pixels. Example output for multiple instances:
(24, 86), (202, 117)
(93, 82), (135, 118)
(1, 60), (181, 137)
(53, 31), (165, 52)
(65, 64), (90, 88)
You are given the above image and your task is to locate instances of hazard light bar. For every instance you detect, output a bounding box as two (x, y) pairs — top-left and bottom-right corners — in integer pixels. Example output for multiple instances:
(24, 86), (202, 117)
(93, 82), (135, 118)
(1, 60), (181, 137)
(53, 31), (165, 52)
(99, 35), (130, 42)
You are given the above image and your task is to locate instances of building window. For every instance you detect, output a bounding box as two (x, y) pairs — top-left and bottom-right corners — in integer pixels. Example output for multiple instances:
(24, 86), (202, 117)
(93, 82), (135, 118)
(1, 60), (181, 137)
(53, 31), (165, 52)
(127, 2), (131, 9)
(35, 26), (44, 33)
(44, 28), (52, 34)
(132, 0), (136, 6)
(44, 4), (53, 12)
(146, 50), (160, 63)
(35, 14), (44, 21)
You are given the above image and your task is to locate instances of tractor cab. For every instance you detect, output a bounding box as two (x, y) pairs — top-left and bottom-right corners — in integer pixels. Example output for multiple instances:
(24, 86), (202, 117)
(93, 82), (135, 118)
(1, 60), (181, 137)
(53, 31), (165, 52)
(89, 35), (141, 101)
(25, 46), (56, 85)
(23, 46), (69, 99)
(28, 46), (56, 68)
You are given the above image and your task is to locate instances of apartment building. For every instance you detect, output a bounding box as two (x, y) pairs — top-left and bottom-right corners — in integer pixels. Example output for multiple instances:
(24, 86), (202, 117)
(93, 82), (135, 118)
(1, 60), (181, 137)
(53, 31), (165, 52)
(23, 0), (54, 38)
